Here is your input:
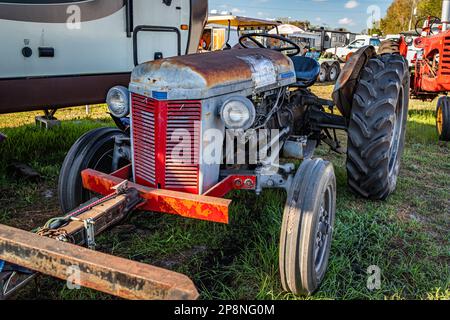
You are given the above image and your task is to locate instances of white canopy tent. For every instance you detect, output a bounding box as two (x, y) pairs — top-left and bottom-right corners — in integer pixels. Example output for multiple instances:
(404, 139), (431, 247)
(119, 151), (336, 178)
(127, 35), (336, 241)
(269, 24), (304, 35)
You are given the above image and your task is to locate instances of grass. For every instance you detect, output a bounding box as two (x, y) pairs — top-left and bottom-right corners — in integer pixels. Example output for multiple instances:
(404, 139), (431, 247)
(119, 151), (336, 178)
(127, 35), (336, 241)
(0, 87), (448, 300)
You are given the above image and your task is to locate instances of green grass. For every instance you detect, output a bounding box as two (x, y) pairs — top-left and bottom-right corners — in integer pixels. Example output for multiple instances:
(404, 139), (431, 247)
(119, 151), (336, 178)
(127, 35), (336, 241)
(0, 91), (448, 300)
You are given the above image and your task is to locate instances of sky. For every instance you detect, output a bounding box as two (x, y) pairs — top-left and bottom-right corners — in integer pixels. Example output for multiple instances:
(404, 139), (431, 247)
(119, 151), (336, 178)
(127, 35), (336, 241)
(209, 0), (394, 32)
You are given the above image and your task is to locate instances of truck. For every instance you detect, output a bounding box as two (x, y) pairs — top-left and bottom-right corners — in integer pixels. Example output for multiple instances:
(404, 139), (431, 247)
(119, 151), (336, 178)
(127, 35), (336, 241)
(326, 35), (381, 62)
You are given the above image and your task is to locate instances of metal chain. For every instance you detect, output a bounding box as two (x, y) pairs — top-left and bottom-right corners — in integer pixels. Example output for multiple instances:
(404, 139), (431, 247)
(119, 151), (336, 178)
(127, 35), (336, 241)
(36, 228), (75, 243)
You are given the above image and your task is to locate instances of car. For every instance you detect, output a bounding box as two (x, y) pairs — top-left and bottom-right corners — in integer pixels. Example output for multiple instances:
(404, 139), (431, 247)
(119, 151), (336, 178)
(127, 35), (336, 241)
(326, 35), (381, 62)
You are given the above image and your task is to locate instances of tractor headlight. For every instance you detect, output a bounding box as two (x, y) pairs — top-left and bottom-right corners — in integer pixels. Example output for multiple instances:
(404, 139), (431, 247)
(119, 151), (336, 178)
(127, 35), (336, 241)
(106, 86), (130, 118)
(220, 97), (256, 130)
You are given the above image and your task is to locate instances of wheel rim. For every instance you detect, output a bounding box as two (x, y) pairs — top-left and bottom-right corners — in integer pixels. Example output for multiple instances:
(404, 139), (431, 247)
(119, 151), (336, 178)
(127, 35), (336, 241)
(320, 68), (326, 81)
(330, 66), (338, 81)
(314, 184), (333, 274)
(92, 148), (115, 173)
(389, 87), (405, 175)
(437, 105), (443, 135)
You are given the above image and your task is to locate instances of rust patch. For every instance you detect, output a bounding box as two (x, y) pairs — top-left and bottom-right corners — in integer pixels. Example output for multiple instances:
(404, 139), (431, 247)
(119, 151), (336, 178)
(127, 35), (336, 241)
(138, 48), (292, 89)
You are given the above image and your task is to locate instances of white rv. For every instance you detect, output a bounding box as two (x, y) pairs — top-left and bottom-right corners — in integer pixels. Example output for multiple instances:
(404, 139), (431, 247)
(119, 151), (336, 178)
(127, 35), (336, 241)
(0, 0), (207, 114)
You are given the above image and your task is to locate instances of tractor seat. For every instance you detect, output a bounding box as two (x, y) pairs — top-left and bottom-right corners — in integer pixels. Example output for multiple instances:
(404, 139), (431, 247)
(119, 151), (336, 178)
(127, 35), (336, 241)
(290, 56), (320, 88)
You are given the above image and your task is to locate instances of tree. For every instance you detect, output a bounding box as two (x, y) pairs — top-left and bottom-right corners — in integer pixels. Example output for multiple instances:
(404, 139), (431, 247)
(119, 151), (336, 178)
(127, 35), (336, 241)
(380, 0), (415, 34)
(380, 0), (443, 34)
(417, 0), (442, 17)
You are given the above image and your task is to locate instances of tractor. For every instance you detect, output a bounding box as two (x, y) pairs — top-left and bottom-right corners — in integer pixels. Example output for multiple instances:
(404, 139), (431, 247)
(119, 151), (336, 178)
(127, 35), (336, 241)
(0, 32), (409, 299)
(410, 0), (450, 141)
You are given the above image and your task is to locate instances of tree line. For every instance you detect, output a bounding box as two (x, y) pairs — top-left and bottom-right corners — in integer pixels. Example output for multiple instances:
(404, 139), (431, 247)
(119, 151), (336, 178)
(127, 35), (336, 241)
(380, 0), (442, 34)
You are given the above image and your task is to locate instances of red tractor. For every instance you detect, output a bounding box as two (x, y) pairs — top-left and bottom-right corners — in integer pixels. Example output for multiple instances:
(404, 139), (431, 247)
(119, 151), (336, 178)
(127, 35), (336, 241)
(411, 0), (450, 141)
(0, 32), (410, 299)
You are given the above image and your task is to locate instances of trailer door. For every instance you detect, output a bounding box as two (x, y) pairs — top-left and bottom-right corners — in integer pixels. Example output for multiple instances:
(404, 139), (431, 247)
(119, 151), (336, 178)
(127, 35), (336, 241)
(132, 0), (190, 65)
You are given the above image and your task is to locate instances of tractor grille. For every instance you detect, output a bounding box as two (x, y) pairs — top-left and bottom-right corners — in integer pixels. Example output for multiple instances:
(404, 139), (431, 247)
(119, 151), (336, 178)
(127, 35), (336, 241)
(131, 93), (201, 194)
(442, 36), (450, 75)
(131, 94), (157, 186)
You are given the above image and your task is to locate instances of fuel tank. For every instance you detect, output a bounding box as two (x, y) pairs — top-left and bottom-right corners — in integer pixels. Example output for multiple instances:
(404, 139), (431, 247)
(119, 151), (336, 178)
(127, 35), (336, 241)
(130, 48), (296, 100)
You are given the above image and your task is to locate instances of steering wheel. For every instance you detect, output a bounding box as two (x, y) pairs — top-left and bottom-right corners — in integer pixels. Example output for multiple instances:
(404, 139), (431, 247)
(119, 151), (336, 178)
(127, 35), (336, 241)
(415, 16), (442, 36)
(239, 33), (301, 57)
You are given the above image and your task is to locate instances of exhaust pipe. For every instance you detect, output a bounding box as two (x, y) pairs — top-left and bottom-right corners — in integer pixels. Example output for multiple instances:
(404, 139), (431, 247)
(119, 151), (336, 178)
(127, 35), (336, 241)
(442, 0), (450, 31)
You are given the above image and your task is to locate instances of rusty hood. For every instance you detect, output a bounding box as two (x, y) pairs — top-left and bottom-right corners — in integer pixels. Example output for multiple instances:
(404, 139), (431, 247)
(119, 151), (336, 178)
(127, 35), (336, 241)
(130, 48), (296, 100)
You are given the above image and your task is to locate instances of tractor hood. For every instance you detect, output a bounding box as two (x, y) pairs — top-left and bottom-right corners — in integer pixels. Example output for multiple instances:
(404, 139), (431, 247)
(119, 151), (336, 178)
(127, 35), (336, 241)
(130, 48), (296, 100)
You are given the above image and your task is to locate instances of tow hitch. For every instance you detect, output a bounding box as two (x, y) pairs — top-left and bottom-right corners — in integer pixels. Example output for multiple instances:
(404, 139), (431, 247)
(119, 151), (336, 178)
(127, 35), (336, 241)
(0, 183), (199, 300)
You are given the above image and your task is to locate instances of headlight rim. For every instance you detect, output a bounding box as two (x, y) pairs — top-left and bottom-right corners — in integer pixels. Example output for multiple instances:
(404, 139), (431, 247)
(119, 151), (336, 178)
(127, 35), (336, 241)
(220, 96), (256, 131)
(106, 86), (130, 118)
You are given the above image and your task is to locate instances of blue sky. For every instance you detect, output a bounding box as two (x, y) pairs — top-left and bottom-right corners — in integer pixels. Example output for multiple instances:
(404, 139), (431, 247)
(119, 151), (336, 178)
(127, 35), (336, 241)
(209, 0), (393, 32)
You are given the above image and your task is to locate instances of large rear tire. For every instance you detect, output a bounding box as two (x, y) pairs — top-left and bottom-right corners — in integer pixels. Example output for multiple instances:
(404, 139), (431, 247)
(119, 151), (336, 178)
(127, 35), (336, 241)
(436, 96), (450, 141)
(58, 127), (129, 213)
(346, 53), (409, 200)
(279, 159), (336, 295)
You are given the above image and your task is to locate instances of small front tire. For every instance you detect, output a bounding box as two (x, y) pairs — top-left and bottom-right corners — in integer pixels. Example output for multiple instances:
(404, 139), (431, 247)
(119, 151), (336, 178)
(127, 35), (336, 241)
(58, 127), (129, 213)
(279, 159), (336, 295)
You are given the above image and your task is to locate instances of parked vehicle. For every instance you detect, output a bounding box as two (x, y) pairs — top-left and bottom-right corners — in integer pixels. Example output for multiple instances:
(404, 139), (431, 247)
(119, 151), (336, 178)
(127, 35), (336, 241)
(0, 27), (410, 298)
(310, 27), (357, 51)
(0, 0), (207, 115)
(307, 51), (341, 83)
(326, 35), (381, 62)
(410, 0), (450, 141)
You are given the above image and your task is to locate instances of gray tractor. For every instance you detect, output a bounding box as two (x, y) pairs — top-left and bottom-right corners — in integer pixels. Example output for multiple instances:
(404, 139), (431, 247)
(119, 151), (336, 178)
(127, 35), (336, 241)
(57, 34), (409, 295)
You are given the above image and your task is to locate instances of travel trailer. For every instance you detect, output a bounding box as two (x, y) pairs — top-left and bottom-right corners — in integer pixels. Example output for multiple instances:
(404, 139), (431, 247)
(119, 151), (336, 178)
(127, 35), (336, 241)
(0, 0), (207, 114)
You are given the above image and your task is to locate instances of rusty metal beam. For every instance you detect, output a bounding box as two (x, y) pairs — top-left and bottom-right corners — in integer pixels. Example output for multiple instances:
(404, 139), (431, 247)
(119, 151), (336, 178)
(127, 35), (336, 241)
(0, 224), (199, 300)
(82, 169), (231, 224)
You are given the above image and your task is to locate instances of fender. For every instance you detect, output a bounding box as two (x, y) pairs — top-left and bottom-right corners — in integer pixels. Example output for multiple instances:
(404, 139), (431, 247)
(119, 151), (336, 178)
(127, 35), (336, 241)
(332, 46), (377, 119)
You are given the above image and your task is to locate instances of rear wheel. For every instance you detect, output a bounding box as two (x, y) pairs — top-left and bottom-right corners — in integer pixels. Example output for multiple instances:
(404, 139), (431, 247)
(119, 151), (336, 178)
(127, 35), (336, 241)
(318, 64), (328, 82)
(327, 62), (340, 82)
(279, 159), (336, 295)
(346, 53), (409, 200)
(58, 127), (129, 213)
(436, 96), (450, 141)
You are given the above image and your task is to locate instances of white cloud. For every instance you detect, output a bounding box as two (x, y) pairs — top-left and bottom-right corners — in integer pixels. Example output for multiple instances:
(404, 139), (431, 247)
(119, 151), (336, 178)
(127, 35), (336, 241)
(231, 7), (246, 14)
(345, 1), (359, 9)
(339, 17), (354, 25)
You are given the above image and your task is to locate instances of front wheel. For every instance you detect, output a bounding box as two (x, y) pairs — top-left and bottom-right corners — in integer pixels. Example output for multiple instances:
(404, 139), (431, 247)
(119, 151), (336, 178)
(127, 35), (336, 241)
(436, 96), (450, 141)
(279, 159), (336, 295)
(346, 53), (409, 200)
(58, 127), (130, 213)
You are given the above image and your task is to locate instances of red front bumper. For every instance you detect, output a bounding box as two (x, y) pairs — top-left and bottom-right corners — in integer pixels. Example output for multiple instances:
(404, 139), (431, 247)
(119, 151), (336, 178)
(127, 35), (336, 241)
(81, 166), (234, 224)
